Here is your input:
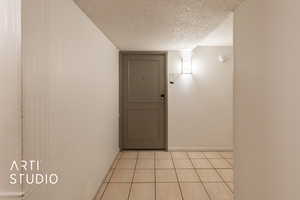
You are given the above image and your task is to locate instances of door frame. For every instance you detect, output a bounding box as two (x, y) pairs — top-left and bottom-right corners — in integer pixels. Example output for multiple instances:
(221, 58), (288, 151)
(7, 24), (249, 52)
(119, 51), (168, 151)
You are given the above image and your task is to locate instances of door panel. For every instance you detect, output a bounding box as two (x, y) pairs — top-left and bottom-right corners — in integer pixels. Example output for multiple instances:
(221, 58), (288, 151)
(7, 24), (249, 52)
(120, 52), (167, 150)
(128, 60), (160, 99)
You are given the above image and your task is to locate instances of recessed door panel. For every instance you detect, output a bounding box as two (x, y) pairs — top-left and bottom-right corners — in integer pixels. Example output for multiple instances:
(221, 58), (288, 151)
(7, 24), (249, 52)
(128, 60), (160, 100)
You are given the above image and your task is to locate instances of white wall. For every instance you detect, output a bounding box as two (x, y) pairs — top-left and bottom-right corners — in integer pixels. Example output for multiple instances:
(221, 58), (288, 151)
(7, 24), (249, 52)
(22, 0), (119, 200)
(234, 0), (300, 199)
(168, 46), (233, 151)
(0, 0), (22, 199)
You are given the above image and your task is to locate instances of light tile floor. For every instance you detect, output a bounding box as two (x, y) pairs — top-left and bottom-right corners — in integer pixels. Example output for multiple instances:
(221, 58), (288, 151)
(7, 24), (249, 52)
(97, 151), (233, 200)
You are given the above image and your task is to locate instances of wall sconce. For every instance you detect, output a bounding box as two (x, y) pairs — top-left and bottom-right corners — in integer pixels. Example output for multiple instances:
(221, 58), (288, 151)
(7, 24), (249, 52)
(169, 50), (192, 85)
(181, 50), (192, 74)
(218, 55), (227, 63)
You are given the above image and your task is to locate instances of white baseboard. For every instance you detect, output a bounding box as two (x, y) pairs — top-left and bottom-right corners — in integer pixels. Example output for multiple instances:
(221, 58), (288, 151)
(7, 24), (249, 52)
(0, 192), (24, 198)
(168, 146), (233, 152)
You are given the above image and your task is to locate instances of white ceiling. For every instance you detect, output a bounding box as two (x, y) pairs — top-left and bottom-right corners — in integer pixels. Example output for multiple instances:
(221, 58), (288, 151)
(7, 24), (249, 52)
(198, 13), (233, 46)
(74, 0), (242, 50)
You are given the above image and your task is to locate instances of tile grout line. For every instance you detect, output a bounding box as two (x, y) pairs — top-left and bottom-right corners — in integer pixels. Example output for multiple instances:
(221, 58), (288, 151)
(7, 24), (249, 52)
(126, 152), (139, 200)
(170, 152), (185, 200)
(205, 152), (234, 194)
(99, 152), (121, 200)
(219, 152), (234, 167)
(225, 159), (233, 167)
(219, 152), (234, 192)
(187, 152), (213, 200)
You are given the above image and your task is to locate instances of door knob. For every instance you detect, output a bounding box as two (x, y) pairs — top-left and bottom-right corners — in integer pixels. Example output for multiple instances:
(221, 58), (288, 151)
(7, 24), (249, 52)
(160, 94), (165, 103)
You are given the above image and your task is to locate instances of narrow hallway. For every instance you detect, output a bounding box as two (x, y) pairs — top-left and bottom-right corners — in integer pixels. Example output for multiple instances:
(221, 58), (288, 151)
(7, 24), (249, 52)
(2, 0), (300, 200)
(97, 151), (233, 200)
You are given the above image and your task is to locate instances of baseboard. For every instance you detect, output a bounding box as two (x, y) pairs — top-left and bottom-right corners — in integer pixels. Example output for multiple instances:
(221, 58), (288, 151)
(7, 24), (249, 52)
(168, 146), (233, 152)
(0, 192), (24, 198)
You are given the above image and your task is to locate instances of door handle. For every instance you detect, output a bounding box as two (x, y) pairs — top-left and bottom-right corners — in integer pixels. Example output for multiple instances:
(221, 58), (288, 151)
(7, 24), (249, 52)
(160, 94), (166, 103)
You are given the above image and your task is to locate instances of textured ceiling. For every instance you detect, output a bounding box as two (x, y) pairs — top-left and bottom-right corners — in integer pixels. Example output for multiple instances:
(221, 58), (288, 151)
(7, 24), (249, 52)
(199, 13), (233, 46)
(74, 0), (243, 50)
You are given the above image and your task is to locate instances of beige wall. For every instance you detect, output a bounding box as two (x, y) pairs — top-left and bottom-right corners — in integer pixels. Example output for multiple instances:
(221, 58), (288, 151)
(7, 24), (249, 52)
(0, 0), (22, 199)
(22, 0), (119, 199)
(234, 0), (300, 199)
(168, 46), (233, 151)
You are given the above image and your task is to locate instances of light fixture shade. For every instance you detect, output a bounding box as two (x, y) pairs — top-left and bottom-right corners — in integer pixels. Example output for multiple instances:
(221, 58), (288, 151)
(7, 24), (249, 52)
(181, 50), (192, 74)
(218, 55), (226, 63)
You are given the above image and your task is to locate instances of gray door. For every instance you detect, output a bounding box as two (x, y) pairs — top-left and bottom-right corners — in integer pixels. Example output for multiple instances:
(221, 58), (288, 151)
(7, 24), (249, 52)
(120, 52), (167, 150)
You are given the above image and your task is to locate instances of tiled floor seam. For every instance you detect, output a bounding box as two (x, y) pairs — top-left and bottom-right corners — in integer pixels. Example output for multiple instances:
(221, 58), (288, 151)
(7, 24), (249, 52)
(170, 152), (186, 200)
(127, 152), (139, 200)
(99, 152), (121, 200)
(187, 152), (213, 200)
(205, 153), (233, 194)
(219, 153), (233, 167)
(218, 152), (234, 193)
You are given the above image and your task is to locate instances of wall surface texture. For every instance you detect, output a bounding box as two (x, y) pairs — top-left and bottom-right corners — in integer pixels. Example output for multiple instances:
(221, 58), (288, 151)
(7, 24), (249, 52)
(22, 0), (119, 199)
(0, 0), (22, 199)
(168, 46), (233, 151)
(235, 0), (300, 199)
